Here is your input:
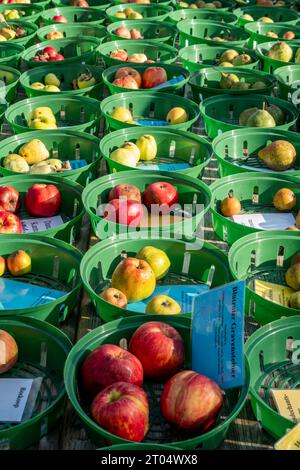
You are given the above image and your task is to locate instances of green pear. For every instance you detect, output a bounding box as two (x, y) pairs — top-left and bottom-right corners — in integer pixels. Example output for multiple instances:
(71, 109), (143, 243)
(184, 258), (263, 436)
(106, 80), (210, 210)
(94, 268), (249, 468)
(19, 139), (49, 165)
(232, 53), (252, 66)
(3, 154), (29, 173)
(267, 41), (293, 62)
(239, 107), (258, 126)
(290, 291), (300, 310)
(251, 81), (267, 89)
(246, 109), (276, 128)
(220, 72), (239, 89)
(219, 49), (239, 63)
(295, 47), (300, 63)
(231, 81), (251, 90)
(266, 104), (285, 125)
(286, 264), (300, 290)
(44, 73), (60, 87)
(258, 140), (296, 171)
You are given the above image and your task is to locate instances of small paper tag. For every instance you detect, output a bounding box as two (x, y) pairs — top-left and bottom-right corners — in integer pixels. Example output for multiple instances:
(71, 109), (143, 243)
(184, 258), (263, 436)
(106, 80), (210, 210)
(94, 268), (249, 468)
(192, 280), (245, 389)
(138, 163), (190, 171)
(275, 423), (300, 450)
(231, 213), (296, 230)
(0, 378), (33, 423)
(21, 215), (65, 233)
(254, 280), (294, 307)
(271, 390), (300, 423)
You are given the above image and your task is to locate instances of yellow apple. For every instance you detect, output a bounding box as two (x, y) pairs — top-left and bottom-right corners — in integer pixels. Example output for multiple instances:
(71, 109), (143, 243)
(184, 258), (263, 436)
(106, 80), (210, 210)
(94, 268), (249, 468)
(112, 257), (156, 302)
(19, 139), (49, 165)
(3, 154), (29, 173)
(115, 12), (127, 18)
(121, 141), (140, 161)
(110, 107), (133, 122)
(136, 245), (170, 280)
(136, 134), (157, 161)
(44, 73), (60, 87)
(128, 53), (148, 63)
(31, 82), (45, 90)
(110, 148), (139, 167)
(43, 85), (60, 92)
(28, 107), (57, 130)
(166, 107), (188, 125)
(146, 295), (181, 315)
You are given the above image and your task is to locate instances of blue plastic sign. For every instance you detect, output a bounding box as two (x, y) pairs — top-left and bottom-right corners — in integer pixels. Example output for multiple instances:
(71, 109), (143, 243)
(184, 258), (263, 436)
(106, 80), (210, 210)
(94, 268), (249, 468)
(0, 278), (65, 309)
(138, 163), (190, 171)
(191, 280), (245, 389)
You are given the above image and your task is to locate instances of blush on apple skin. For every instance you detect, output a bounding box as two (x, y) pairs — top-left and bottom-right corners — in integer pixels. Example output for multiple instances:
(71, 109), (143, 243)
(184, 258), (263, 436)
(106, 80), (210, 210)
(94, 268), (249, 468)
(109, 184), (142, 203)
(25, 184), (62, 218)
(115, 67), (142, 88)
(80, 344), (144, 397)
(91, 382), (149, 442)
(0, 211), (22, 234)
(0, 329), (18, 374)
(0, 186), (21, 213)
(160, 370), (223, 433)
(104, 198), (143, 226)
(143, 181), (179, 213)
(142, 67), (168, 89)
(129, 321), (185, 381)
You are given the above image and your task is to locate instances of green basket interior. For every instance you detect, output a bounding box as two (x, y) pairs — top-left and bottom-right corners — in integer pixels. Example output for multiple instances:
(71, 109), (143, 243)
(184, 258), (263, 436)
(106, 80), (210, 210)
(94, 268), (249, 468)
(99, 126), (212, 178)
(256, 40), (300, 72)
(168, 8), (237, 24)
(5, 94), (101, 134)
(80, 237), (232, 322)
(245, 315), (300, 439)
(97, 40), (177, 67)
(178, 44), (260, 72)
(102, 63), (189, 95)
(177, 19), (250, 47)
(0, 315), (72, 449)
(107, 20), (178, 44)
(189, 67), (276, 101)
(0, 20), (38, 47)
(200, 94), (299, 139)
(106, 4), (173, 22)
(100, 91), (200, 131)
(172, 0), (235, 10)
(0, 65), (20, 103)
(274, 64), (300, 103)
(64, 314), (248, 449)
(41, 6), (106, 25)
(20, 63), (103, 99)
(82, 169), (211, 238)
(213, 128), (300, 177)
(0, 235), (82, 323)
(229, 231), (300, 325)
(0, 4), (43, 22)
(245, 21), (300, 47)
(0, 43), (24, 67)
(37, 23), (107, 42)
(210, 172), (300, 245)
(0, 130), (101, 186)
(234, 6), (299, 27)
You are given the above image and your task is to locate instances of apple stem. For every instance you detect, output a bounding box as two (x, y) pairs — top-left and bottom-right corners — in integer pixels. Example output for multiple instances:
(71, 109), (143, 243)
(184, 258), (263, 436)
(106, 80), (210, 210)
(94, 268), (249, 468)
(119, 338), (128, 350)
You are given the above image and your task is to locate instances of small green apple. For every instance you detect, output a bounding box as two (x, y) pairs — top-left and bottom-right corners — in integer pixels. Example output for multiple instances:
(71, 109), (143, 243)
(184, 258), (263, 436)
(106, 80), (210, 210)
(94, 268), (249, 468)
(136, 246), (170, 280)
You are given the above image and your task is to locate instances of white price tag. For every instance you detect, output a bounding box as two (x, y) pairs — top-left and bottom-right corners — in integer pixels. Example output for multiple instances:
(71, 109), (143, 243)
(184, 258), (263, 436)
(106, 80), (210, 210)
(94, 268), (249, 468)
(21, 215), (64, 233)
(0, 378), (33, 423)
(231, 212), (296, 230)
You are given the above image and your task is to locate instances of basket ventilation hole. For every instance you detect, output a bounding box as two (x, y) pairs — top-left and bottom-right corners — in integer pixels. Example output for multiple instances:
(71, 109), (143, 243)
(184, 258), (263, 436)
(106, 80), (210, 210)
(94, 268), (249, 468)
(74, 14), (78, 22)
(225, 144), (229, 159)
(223, 224), (228, 242)
(197, 52), (203, 63)
(204, 27), (208, 37)
(52, 141), (58, 159)
(97, 260), (104, 283)
(212, 106), (217, 119)
(229, 104), (234, 121)
(70, 268), (77, 288)
(60, 105), (66, 121)
(250, 250), (256, 272)
(169, 140), (176, 159)
(75, 143), (80, 160)
(40, 417), (48, 437)
(121, 250), (127, 259)
(190, 27), (193, 35)
(286, 336), (294, 360)
(243, 140), (248, 158)
(228, 189), (234, 198)
(249, 299), (255, 320)
(259, 350), (265, 372)
(189, 147), (196, 165)
(276, 245), (284, 267)
(129, 102), (133, 115)
(155, 28), (160, 36)
(252, 186), (259, 204)
(182, 251), (191, 274)
(21, 112), (26, 127)
(206, 264), (216, 288)
(40, 342), (48, 368)
(53, 255), (60, 279)
(73, 198), (79, 217)
(149, 101), (155, 119)
(184, 39), (188, 48)
(80, 106), (85, 123)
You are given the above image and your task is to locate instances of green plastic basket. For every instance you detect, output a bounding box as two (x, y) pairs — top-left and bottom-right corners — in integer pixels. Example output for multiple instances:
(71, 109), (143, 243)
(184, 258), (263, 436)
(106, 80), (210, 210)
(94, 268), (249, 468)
(233, 6), (299, 27)
(106, 4), (173, 22)
(114, 0), (173, 5)
(0, 175), (84, 243)
(229, 231), (300, 325)
(32, 0), (52, 7)
(0, 316), (72, 450)
(213, 128), (300, 177)
(0, 103), (7, 128)
(37, 23), (107, 43)
(40, 6), (106, 25)
(64, 314), (249, 448)
(0, 42), (24, 68)
(101, 91), (200, 131)
(168, 8), (237, 24)
(5, 94), (101, 135)
(274, 64), (300, 104)
(80, 237), (231, 322)
(189, 67), (276, 102)
(210, 172), (300, 245)
(98, 40), (177, 68)
(200, 94), (298, 139)
(172, 0), (235, 11)
(245, 21), (300, 48)
(107, 20), (177, 45)
(82, 169), (211, 239)
(179, 44), (260, 72)
(235, 0), (293, 6)
(177, 19), (250, 47)
(0, 130), (101, 186)
(20, 63), (103, 99)
(0, 235), (82, 324)
(52, 0), (110, 9)
(0, 20), (38, 47)
(245, 315), (300, 439)
(100, 127), (212, 178)
(0, 65), (20, 104)
(0, 4), (43, 23)
(102, 63), (189, 95)
(21, 37), (102, 69)
(256, 40), (300, 73)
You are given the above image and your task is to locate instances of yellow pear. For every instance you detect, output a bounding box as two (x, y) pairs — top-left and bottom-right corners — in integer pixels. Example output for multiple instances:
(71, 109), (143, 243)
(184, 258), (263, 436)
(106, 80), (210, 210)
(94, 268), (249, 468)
(3, 154), (29, 173)
(110, 107), (133, 122)
(19, 139), (49, 165)
(136, 135), (157, 161)
(43, 85), (60, 92)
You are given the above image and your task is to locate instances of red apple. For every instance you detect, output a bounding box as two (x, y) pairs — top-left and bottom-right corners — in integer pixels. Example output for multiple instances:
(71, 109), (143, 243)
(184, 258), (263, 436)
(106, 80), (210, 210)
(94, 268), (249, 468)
(52, 15), (68, 23)
(25, 184), (61, 217)
(104, 198), (143, 226)
(114, 27), (131, 39)
(110, 49), (128, 61)
(145, 60), (155, 63)
(142, 67), (167, 89)
(129, 321), (184, 380)
(115, 67), (142, 87)
(130, 28), (144, 40)
(81, 344), (143, 396)
(91, 382), (149, 442)
(0, 186), (21, 213)
(160, 370), (223, 432)
(100, 287), (127, 308)
(48, 54), (65, 61)
(42, 46), (58, 58)
(143, 181), (179, 213)
(113, 76), (139, 89)
(0, 211), (22, 233)
(109, 184), (141, 203)
(0, 330), (18, 374)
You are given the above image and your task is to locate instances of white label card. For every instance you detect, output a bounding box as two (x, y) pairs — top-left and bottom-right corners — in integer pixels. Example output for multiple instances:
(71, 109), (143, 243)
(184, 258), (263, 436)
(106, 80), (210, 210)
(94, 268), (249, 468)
(21, 215), (64, 233)
(0, 378), (33, 423)
(231, 213), (296, 230)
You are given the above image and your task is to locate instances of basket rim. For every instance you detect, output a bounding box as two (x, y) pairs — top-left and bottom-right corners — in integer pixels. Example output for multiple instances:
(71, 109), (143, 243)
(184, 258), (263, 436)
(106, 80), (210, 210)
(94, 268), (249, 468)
(98, 38), (178, 54)
(169, 8), (238, 20)
(106, 18), (178, 32)
(245, 20), (300, 34)
(41, 5), (106, 18)
(176, 18), (250, 38)
(106, 3), (174, 13)
(0, 64), (21, 83)
(233, 5), (299, 17)
(178, 43), (260, 61)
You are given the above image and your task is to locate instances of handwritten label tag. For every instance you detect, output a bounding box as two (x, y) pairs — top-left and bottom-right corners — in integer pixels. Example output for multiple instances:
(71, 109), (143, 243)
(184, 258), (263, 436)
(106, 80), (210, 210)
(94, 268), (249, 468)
(138, 163), (190, 171)
(0, 378), (33, 423)
(231, 213), (296, 230)
(271, 390), (300, 423)
(192, 280), (245, 389)
(275, 423), (300, 450)
(21, 215), (65, 233)
(0, 278), (64, 309)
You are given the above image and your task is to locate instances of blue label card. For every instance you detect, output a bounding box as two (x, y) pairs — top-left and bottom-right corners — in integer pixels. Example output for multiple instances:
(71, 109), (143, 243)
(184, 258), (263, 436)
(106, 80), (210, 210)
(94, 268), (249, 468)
(0, 278), (65, 310)
(138, 163), (190, 171)
(191, 280), (245, 389)
(129, 283), (209, 313)
(135, 120), (169, 126)
(153, 75), (185, 89)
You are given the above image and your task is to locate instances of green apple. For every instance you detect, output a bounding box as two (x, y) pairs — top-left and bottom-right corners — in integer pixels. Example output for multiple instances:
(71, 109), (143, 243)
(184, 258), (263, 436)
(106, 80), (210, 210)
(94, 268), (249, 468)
(136, 246), (170, 280)
(146, 295), (181, 315)
(44, 73), (60, 87)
